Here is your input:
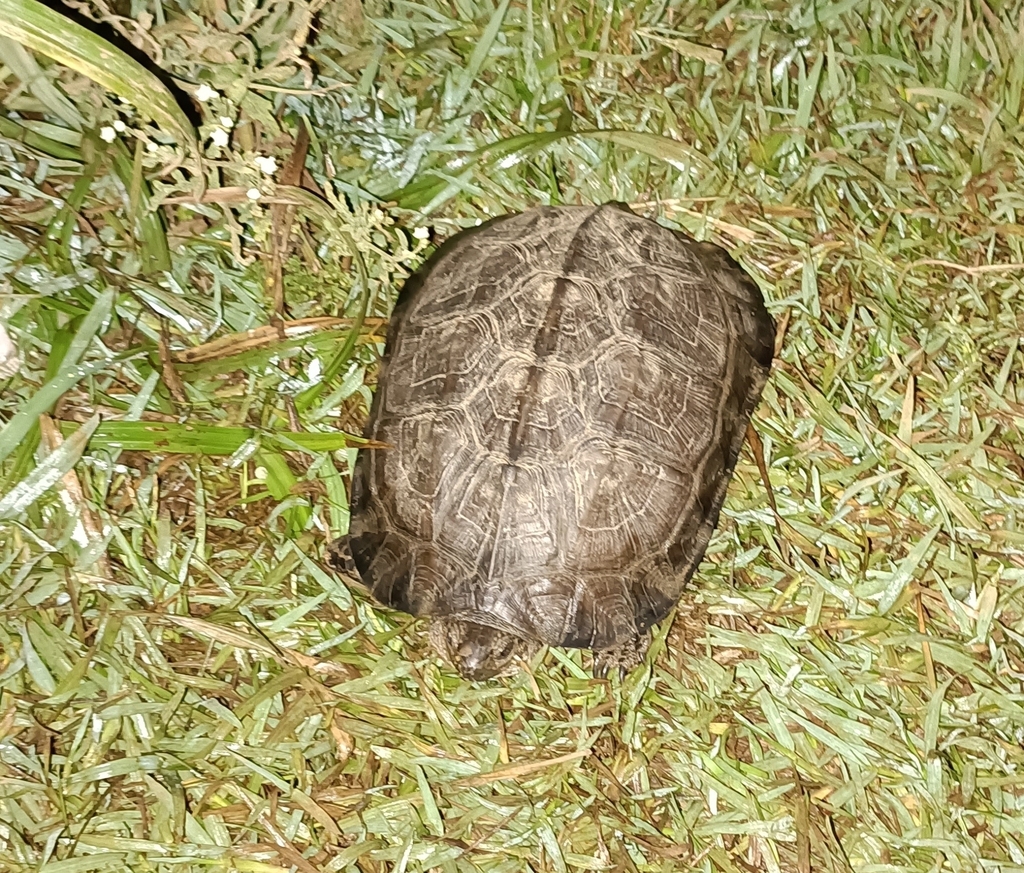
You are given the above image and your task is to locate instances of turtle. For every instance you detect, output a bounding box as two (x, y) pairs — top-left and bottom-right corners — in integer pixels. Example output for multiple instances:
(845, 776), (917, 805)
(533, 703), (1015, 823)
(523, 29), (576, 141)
(332, 203), (775, 680)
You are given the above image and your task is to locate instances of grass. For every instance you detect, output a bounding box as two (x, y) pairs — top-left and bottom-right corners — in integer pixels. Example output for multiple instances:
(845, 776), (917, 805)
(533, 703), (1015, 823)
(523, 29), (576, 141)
(2, 0), (1024, 870)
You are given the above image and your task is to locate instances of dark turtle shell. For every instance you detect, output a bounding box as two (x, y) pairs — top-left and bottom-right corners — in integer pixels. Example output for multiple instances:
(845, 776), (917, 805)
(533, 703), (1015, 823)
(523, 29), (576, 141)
(344, 203), (774, 679)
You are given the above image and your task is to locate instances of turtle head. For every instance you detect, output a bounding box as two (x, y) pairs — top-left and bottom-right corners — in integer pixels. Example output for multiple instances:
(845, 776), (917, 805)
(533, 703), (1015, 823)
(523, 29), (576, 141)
(429, 617), (535, 680)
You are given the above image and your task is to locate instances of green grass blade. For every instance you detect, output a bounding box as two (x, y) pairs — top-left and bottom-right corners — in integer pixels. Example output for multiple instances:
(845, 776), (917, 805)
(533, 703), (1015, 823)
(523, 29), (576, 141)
(62, 421), (365, 455)
(0, 0), (197, 151)
(442, 0), (512, 120)
(0, 290), (113, 468)
(0, 414), (98, 520)
(0, 34), (85, 128)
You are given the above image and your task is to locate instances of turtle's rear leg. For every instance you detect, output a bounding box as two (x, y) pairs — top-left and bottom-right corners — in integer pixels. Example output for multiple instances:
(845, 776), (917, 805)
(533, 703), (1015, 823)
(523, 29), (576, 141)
(592, 632), (650, 679)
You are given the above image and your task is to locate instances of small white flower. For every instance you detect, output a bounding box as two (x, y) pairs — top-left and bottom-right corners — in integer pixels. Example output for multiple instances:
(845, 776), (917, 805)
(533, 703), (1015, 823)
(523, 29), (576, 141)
(254, 155), (277, 176)
(412, 226), (430, 240)
(196, 83), (218, 102)
(113, 119), (126, 133)
(209, 127), (229, 148)
(253, 465), (268, 480)
(220, 115), (234, 128)
(99, 126), (116, 143)
(146, 142), (158, 153)
(246, 187), (261, 200)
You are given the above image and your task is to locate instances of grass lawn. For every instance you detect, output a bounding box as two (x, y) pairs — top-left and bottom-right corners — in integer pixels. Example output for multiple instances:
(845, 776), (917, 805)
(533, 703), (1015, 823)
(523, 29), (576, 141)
(2, 0), (1024, 870)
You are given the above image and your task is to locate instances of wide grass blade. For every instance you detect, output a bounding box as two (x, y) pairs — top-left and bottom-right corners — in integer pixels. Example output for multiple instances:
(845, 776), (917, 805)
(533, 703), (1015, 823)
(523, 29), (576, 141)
(69, 420), (365, 454)
(0, 0), (197, 151)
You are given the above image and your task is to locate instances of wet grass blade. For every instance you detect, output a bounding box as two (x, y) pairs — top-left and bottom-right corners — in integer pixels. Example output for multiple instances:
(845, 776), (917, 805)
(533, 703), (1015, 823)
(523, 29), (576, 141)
(0, 414), (98, 520)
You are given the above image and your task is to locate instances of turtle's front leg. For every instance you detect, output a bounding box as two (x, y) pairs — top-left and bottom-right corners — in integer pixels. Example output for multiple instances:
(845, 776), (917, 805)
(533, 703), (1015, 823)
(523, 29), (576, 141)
(325, 536), (356, 574)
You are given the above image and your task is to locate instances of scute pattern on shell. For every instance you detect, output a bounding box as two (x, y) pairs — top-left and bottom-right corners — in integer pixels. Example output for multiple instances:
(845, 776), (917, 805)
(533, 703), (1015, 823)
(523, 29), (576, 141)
(348, 203), (774, 661)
